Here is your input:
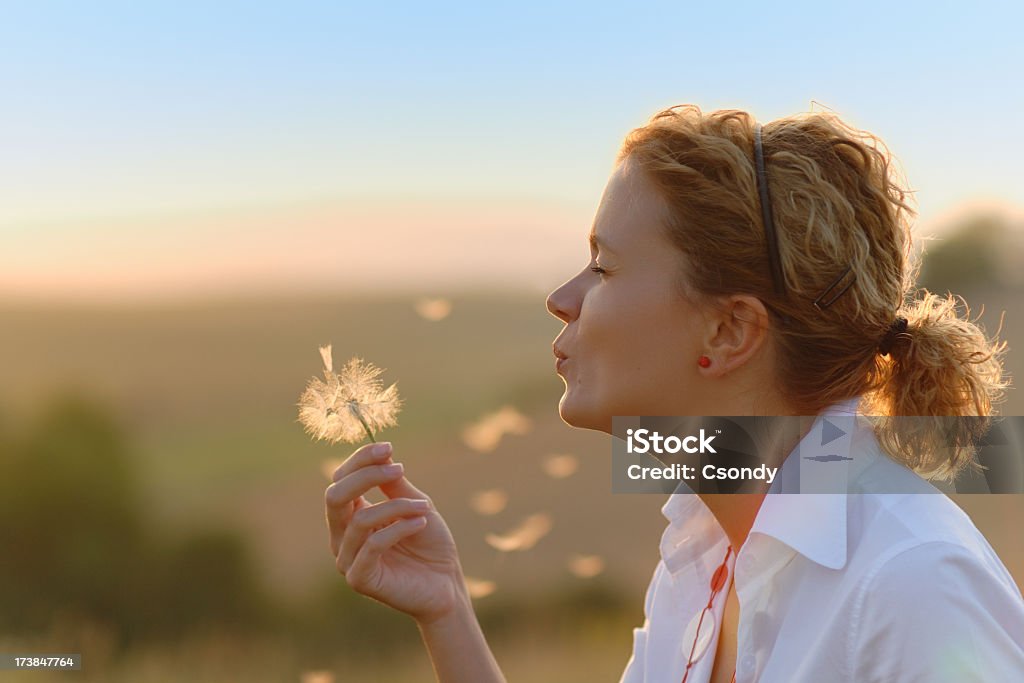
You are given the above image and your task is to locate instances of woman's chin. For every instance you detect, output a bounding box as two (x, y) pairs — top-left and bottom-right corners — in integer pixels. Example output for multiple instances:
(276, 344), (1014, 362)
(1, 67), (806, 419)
(557, 393), (610, 433)
(556, 393), (583, 427)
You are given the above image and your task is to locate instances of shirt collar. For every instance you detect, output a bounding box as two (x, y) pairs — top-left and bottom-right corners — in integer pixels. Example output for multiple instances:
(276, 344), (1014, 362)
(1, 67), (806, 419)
(748, 396), (861, 570)
(659, 397), (863, 573)
(659, 485), (716, 561)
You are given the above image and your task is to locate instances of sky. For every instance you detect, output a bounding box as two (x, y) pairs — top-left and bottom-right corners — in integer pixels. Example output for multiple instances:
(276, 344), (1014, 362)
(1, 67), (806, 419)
(3, 0), (1023, 302)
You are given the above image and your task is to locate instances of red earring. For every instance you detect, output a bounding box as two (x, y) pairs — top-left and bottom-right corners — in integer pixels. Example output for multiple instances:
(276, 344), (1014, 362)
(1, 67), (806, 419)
(698, 355), (711, 368)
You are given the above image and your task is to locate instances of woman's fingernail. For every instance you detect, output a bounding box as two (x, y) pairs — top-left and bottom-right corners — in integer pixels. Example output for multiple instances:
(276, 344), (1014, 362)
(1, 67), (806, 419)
(374, 442), (392, 457)
(410, 499), (430, 510)
(382, 462), (404, 476)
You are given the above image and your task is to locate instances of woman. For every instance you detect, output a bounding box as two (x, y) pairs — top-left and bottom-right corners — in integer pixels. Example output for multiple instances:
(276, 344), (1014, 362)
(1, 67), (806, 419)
(324, 105), (1024, 681)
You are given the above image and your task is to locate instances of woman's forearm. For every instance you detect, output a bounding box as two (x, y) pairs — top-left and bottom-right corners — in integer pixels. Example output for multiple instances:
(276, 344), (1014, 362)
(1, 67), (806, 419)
(416, 585), (506, 683)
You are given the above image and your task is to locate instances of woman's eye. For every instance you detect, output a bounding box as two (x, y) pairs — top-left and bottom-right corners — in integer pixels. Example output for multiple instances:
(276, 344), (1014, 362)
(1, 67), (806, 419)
(590, 265), (606, 275)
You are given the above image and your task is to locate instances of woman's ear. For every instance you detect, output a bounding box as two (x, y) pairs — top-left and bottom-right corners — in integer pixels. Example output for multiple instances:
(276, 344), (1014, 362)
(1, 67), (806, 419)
(702, 295), (771, 376)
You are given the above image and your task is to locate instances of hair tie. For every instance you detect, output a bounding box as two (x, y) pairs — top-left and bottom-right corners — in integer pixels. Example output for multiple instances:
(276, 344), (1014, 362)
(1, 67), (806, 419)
(878, 316), (909, 356)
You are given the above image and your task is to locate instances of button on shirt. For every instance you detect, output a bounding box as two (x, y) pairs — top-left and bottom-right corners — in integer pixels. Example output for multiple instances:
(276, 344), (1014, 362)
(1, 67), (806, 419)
(618, 399), (1024, 682)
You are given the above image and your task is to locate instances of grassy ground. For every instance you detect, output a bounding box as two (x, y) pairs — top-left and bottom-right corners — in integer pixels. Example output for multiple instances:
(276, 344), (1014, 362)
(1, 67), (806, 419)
(1, 623), (638, 683)
(1, 288), (1021, 680)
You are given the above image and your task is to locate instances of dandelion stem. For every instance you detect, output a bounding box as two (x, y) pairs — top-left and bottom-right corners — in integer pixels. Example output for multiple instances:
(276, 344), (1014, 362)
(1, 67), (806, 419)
(348, 402), (377, 443)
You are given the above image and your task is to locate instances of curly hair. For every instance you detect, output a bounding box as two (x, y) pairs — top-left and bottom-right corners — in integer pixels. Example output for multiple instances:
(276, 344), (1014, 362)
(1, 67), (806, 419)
(616, 104), (1009, 480)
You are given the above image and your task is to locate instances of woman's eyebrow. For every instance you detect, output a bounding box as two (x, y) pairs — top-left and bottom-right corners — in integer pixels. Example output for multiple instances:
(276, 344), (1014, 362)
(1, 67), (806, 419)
(589, 231), (616, 253)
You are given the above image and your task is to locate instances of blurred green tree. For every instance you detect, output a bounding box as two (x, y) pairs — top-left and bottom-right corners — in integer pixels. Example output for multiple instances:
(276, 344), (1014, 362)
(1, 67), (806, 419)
(286, 574), (421, 662)
(918, 213), (1007, 293)
(130, 527), (279, 640)
(0, 392), (277, 649)
(0, 392), (146, 636)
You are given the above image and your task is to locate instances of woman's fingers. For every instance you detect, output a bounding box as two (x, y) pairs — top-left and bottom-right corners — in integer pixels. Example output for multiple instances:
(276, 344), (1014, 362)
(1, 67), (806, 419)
(329, 494), (368, 556)
(344, 516), (429, 592)
(336, 497), (433, 573)
(377, 463), (432, 503)
(325, 461), (406, 541)
(332, 442), (393, 482)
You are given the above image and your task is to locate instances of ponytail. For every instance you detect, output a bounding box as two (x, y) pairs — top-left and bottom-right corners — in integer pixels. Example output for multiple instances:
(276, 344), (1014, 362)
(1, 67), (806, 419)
(861, 291), (1009, 480)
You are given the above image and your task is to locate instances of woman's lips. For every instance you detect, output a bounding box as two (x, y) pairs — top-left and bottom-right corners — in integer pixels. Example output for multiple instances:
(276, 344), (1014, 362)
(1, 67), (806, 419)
(553, 343), (569, 374)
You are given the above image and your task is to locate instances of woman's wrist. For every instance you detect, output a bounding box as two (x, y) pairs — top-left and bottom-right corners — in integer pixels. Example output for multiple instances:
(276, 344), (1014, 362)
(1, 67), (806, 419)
(415, 576), (505, 683)
(415, 570), (473, 630)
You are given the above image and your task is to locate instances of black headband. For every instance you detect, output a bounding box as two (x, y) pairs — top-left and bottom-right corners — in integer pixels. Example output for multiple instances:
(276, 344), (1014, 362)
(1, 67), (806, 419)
(754, 122), (856, 313)
(754, 123), (786, 299)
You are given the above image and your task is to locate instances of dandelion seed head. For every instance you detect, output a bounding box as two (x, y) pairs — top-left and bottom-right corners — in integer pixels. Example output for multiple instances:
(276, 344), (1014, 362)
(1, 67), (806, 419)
(318, 344), (334, 373)
(297, 346), (402, 444)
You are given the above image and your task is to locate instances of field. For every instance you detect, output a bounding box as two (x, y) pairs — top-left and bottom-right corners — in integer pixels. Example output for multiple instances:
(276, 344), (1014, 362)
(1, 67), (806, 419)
(1, 287), (1021, 681)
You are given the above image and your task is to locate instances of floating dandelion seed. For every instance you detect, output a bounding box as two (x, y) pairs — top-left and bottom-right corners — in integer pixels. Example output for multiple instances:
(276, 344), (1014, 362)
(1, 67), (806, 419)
(297, 344), (402, 444)
(300, 672), (334, 683)
(320, 458), (344, 481)
(543, 453), (579, 479)
(484, 513), (553, 552)
(568, 554), (605, 579)
(414, 297), (452, 321)
(464, 576), (497, 599)
(461, 405), (532, 452)
(469, 488), (508, 516)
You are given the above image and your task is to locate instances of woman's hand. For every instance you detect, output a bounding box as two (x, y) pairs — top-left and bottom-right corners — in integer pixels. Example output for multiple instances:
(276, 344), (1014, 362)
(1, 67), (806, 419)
(325, 442), (466, 625)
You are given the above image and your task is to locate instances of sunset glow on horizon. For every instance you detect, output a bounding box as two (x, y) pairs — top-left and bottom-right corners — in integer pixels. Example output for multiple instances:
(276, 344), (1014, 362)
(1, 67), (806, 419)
(3, 2), (1023, 303)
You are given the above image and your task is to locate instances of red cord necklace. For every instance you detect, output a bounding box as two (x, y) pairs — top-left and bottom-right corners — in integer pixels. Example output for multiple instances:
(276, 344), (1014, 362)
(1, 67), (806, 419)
(680, 544), (736, 683)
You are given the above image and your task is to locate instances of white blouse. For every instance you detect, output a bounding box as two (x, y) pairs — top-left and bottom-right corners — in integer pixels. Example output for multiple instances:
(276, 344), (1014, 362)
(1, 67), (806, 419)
(619, 399), (1024, 682)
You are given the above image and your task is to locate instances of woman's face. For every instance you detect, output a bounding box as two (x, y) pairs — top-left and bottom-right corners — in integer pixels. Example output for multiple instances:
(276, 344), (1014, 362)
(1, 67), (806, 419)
(546, 156), (708, 433)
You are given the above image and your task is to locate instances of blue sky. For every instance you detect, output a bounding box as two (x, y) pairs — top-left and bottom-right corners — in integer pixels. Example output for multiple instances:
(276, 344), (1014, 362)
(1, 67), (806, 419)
(3, 1), (1023, 299)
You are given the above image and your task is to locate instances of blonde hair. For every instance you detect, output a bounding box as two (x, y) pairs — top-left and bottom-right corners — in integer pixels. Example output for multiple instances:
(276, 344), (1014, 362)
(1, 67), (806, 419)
(617, 104), (1009, 481)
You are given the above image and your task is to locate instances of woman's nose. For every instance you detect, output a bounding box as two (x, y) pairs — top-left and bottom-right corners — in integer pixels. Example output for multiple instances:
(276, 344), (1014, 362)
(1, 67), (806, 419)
(546, 280), (577, 323)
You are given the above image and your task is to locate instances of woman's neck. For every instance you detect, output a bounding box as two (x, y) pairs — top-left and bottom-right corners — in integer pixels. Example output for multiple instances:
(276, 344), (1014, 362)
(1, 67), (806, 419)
(697, 414), (816, 549)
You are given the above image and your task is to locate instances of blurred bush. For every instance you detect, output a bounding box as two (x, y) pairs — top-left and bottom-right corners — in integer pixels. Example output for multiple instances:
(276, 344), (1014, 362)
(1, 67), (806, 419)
(0, 393), (278, 651)
(282, 572), (635, 666)
(0, 393), (146, 636)
(285, 575), (422, 663)
(474, 578), (634, 643)
(918, 212), (1023, 293)
(122, 527), (283, 644)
